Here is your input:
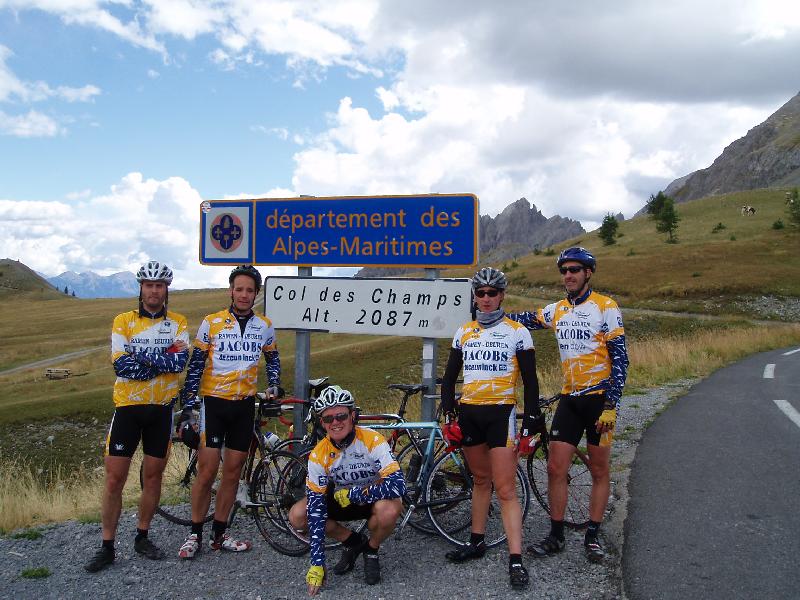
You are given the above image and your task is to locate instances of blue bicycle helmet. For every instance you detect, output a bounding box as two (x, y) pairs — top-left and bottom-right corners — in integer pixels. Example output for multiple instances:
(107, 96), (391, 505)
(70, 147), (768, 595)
(556, 247), (596, 272)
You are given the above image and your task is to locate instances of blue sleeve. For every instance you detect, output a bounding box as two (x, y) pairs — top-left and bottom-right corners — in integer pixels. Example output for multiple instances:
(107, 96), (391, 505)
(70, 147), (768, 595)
(181, 348), (208, 405)
(347, 470), (406, 505)
(307, 488), (327, 567)
(264, 350), (280, 386)
(506, 310), (547, 330)
(113, 354), (159, 381)
(607, 335), (629, 409)
(133, 348), (189, 374)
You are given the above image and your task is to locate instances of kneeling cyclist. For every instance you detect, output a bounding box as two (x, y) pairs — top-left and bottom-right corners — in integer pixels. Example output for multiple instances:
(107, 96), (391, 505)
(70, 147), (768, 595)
(288, 386), (406, 596)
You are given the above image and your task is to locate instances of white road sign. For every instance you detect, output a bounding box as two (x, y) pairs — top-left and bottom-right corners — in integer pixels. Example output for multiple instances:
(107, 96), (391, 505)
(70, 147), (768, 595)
(264, 276), (472, 338)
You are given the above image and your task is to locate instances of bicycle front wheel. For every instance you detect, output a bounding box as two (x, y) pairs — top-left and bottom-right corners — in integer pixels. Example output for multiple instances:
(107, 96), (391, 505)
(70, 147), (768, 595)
(526, 440), (591, 529)
(427, 450), (530, 548)
(250, 450), (311, 556)
(141, 442), (214, 526)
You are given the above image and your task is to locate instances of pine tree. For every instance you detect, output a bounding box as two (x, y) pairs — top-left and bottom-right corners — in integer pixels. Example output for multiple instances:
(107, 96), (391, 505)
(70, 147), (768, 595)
(598, 214), (619, 245)
(787, 188), (800, 229)
(655, 197), (680, 243)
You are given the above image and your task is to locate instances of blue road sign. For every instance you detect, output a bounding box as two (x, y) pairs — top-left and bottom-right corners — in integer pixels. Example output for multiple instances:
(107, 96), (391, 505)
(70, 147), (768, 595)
(200, 194), (478, 267)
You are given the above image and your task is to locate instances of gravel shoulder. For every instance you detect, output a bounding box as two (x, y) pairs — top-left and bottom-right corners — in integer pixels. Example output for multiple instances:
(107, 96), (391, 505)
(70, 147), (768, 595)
(0, 382), (695, 600)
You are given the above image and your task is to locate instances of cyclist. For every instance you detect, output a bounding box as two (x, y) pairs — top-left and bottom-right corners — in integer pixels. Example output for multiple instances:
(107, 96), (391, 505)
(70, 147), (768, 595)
(176, 264), (281, 559)
(508, 247), (628, 562)
(440, 267), (544, 590)
(288, 386), (406, 595)
(84, 261), (190, 572)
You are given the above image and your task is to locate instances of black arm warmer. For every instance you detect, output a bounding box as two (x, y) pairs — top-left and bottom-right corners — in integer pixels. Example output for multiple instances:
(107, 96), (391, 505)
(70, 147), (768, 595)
(440, 347), (464, 414)
(517, 349), (540, 418)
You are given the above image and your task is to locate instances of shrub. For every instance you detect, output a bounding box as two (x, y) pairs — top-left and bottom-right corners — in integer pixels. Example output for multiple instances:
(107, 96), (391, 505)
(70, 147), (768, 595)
(711, 222), (726, 233)
(11, 529), (42, 540)
(21, 567), (51, 579)
(773, 219), (785, 230)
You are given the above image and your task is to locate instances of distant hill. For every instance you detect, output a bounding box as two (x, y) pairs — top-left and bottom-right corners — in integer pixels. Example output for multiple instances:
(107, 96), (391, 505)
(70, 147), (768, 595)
(47, 270), (138, 298)
(358, 197), (584, 276)
(0, 259), (63, 299)
(663, 91), (800, 204)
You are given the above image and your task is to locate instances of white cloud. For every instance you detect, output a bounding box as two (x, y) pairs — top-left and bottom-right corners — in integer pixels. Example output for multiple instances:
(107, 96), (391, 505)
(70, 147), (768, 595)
(251, 124), (289, 140)
(0, 173), (231, 288)
(0, 109), (62, 137)
(0, 45), (101, 104)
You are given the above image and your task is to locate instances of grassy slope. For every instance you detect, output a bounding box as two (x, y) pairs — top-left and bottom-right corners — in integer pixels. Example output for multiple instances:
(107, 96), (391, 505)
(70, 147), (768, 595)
(444, 188), (800, 309)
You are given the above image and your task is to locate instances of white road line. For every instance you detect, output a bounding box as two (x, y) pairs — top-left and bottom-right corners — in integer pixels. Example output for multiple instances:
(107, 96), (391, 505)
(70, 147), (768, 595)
(774, 400), (800, 430)
(783, 347), (800, 356)
(763, 364), (775, 379)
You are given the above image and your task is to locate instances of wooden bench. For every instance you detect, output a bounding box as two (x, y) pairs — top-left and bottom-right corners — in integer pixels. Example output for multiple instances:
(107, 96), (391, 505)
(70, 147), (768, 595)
(45, 368), (71, 380)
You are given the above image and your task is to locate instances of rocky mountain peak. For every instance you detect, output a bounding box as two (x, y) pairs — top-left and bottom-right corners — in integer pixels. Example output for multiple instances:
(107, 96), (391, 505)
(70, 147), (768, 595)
(663, 91), (800, 203)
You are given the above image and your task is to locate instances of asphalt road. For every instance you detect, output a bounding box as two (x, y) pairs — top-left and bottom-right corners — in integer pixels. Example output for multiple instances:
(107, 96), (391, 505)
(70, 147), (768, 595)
(623, 345), (800, 599)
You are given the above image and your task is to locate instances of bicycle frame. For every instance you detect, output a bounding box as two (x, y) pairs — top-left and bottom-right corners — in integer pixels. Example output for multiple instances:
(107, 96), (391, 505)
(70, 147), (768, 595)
(362, 420), (470, 537)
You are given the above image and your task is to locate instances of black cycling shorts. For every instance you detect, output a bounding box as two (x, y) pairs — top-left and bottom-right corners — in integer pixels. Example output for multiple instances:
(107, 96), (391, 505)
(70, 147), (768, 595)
(458, 404), (516, 449)
(105, 404), (173, 459)
(550, 393), (613, 448)
(326, 486), (374, 522)
(201, 395), (255, 452)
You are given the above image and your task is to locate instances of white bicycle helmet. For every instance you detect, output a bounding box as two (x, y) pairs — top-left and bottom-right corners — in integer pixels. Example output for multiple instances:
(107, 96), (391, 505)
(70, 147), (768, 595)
(136, 260), (173, 285)
(312, 385), (355, 414)
(471, 267), (507, 290)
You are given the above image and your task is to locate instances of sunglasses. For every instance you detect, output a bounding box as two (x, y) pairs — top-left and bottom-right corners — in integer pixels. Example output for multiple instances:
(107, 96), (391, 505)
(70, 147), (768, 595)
(320, 412), (350, 424)
(474, 289), (501, 298)
(559, 265), (585, 274)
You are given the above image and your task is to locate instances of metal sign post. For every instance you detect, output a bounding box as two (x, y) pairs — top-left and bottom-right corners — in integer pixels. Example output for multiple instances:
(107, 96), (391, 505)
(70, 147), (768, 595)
(293, 266), (312, 436)
(421, 268), (439, 421)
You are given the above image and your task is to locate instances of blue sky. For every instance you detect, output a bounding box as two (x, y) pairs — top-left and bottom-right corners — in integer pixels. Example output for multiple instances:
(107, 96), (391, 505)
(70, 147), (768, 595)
(1, 1), (799, 288)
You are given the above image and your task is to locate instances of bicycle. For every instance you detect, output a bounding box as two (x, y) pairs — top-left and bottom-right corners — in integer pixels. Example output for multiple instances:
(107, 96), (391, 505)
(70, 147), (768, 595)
(142, 378), (330, 530)
(264, 415), (531, 552)
(524, 395), (592, 529)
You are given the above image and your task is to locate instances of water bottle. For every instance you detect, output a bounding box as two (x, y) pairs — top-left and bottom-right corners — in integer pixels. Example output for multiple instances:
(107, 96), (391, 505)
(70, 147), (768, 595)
(262, 431), (280, 450)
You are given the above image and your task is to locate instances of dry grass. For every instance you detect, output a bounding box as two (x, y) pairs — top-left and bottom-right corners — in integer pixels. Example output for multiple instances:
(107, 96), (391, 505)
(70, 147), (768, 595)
(628, 323), (800, 388)
(0, 454), (143, 533)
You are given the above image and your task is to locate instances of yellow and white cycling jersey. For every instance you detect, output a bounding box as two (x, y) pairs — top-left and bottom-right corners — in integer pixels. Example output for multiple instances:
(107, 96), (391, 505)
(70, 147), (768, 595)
(193, 309), (277, 400)
(306, 427), (401, 494)
(111, 310), (190, 407)
(452, 317), (534, 406)
(533, 291), (624, 396)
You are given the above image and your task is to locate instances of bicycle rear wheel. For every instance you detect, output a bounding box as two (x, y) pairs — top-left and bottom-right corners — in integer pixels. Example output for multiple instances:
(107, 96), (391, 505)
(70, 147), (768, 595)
(427, 450), (530, 548)
(141, 442), (214, 526)
(525, 439), (591, 529)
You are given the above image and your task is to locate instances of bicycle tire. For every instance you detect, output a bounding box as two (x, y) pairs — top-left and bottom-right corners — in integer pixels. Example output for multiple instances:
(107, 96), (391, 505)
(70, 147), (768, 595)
(426, 449), (530, 548)
(141, 443), (214, 526)
(250, 450), (311, 556)
(525, 438), (591, 529)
